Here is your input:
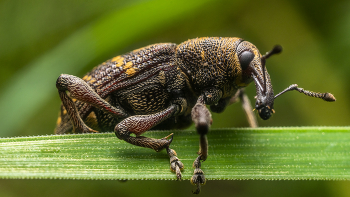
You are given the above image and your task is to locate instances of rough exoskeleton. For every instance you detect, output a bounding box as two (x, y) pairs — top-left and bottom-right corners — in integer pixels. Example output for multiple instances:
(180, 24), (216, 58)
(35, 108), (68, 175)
(55, 37), (335, 194)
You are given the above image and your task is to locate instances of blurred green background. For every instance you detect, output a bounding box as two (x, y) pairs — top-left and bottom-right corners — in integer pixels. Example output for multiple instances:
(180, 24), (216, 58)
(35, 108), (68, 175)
(0, 0), (349, 196)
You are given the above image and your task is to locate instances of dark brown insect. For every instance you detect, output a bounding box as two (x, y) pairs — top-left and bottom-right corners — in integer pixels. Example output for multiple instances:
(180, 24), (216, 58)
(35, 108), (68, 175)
(55, 37), (335, 194)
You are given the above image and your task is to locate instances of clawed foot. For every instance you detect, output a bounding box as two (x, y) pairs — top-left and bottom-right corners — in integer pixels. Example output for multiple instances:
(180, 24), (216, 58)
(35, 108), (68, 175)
(167, 148), (184, 180)
(191, 155), (206, 194)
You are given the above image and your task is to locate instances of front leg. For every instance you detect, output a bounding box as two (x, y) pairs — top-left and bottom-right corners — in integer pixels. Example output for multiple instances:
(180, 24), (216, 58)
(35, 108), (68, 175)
(115, 104), (184, 180)
(190, 88), (221, 194)
(229, 89), (258, 128)
(191, 95), (211, 161)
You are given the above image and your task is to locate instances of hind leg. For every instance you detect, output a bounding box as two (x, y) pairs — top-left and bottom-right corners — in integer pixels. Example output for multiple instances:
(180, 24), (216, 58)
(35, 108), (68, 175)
(56, 74), (128, 133)
(115, 104), (185, 179)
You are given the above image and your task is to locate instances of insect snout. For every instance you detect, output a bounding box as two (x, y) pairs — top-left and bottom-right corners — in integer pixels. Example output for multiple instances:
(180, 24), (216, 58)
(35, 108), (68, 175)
(252, 45), (282, 120)
(255, 96), (274, 120)
(256, 105), (273, 120)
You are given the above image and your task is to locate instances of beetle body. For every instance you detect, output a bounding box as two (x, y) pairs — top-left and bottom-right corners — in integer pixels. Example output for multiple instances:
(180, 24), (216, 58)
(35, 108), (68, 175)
(55, 37), (335, 194)
(56, 37), (265, 134)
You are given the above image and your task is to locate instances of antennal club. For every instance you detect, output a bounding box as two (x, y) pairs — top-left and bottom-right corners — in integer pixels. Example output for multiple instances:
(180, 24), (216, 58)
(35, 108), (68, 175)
(260, 45), (283, 94)
(262, 45), (283, 60)
(274, 84), (336, 102)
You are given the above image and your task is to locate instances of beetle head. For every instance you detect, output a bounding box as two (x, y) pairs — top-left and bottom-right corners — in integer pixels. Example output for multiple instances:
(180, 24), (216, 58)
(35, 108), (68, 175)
(236, 41), (282, 120)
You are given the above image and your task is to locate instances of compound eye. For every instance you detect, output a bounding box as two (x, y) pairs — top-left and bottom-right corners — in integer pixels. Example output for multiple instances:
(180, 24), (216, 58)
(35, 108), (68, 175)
(239, 51), (255, 70)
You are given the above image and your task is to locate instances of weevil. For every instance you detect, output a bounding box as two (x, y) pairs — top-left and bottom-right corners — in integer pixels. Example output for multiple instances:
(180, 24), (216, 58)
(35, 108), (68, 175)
(55, 37), (336, 194)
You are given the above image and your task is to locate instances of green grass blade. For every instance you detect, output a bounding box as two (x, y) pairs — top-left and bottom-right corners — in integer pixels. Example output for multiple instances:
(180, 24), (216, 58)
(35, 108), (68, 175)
(1, 127), (349, 180)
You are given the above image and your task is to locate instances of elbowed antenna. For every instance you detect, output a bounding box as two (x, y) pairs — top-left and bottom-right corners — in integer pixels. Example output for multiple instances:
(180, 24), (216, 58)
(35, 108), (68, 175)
(261, 46), (336, 102)
(274, 84), (336, 102)
(260, 45), (283, 94)
(262, 45), (283, 60)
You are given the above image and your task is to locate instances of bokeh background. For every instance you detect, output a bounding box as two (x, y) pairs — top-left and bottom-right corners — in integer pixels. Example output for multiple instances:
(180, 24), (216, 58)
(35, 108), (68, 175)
(0, 0), (349, 196)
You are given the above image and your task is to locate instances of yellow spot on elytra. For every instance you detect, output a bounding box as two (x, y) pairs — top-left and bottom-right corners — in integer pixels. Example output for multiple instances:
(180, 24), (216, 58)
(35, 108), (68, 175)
(72, 98), (77, 102)
(111, 56), (122, 62)
(126, 68), (137, 76)
(111, 56), (125, 67)
(86, 75), (92, 81)
(90, 78), (96, 84)
(56, 117), (62, 125)
(63, 109), (67, 115)
(82, 75), (88, 80)
(111, 56), (124, 67)
(124, 61), (133, 70)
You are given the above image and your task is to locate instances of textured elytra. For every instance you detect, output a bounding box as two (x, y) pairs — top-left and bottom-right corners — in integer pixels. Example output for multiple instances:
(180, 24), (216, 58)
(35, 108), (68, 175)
(56, 43), (180, 134)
